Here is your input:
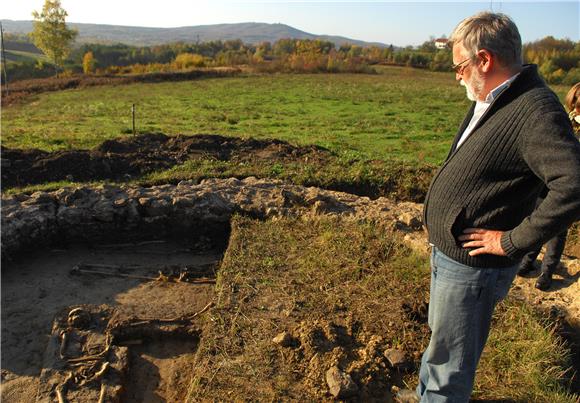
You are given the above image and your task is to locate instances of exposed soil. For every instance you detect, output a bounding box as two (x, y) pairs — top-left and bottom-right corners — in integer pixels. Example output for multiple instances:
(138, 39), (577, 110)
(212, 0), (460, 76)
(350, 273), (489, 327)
(1, 239), (223, 402)
(1, 133), (332, 189)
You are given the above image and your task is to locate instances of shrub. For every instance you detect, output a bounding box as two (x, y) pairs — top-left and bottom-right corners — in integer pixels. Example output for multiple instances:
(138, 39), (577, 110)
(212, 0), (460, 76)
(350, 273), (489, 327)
(174, 53), (206, 69)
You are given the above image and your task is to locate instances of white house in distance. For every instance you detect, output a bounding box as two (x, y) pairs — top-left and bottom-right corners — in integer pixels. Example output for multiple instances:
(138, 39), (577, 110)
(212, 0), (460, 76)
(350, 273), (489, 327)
(435, 38), (448, 50)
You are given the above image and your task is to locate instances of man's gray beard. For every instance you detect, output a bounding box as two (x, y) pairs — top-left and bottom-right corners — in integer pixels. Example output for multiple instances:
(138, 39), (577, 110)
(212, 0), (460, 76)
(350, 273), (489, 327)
(461, 71), (484, 102)
(461, 80), (477, 101)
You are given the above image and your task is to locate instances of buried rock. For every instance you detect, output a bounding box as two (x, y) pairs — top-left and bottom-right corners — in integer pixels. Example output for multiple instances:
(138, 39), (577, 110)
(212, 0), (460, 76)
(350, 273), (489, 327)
(383, 348), (411, 371)
(326, 365), (359, 398)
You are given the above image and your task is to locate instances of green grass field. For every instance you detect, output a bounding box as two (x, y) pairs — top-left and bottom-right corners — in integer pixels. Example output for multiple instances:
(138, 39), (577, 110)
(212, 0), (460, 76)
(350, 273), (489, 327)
(5, 49), (48, 64)
(3, 66), (571, 164)
(2, 67), (469, 164)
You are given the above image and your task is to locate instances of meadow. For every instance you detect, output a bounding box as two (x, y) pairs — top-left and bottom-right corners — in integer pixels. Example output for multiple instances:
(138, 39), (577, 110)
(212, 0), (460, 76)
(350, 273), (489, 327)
(3, 67), (468, 163)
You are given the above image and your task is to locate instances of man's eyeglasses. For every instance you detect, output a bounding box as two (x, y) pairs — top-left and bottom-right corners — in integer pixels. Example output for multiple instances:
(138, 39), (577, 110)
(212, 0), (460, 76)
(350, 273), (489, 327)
(451, 57), (471, 74)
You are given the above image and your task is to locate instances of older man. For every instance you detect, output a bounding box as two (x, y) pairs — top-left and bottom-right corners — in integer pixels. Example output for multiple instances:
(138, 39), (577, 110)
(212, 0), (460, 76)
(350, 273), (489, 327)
(397, 12), (580, 403)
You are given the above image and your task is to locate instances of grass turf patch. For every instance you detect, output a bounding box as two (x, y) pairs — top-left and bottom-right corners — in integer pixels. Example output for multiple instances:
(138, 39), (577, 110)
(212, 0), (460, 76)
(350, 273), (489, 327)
(187, 215), (431, 401)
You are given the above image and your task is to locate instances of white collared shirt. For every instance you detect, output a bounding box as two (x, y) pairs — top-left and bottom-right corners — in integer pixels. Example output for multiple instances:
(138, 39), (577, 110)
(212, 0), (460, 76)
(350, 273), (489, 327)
(456, 73), (520, 148)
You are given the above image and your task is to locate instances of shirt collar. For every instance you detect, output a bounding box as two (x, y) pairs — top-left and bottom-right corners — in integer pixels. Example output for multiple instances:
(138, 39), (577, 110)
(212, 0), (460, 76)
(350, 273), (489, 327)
(480, 72), (521, 104)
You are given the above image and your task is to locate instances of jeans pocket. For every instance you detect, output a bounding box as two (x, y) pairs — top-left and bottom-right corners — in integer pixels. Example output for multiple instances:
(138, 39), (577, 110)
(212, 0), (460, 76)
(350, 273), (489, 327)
(494, 264), (518, 304)
(433, 250), (490, 306)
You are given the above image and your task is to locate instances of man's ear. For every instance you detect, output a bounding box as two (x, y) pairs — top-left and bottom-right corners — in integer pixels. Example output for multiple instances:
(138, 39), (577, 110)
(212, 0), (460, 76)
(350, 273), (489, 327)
(477, 49), (493, 73)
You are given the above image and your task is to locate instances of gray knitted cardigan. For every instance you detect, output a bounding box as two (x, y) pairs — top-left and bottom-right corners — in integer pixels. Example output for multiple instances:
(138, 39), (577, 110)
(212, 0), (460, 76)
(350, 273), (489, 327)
(423, 64), (580, 268)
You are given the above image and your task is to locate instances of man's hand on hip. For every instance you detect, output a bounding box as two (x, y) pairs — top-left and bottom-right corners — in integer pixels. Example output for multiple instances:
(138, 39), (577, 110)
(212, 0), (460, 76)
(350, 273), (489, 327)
(458, 228), (507, 256)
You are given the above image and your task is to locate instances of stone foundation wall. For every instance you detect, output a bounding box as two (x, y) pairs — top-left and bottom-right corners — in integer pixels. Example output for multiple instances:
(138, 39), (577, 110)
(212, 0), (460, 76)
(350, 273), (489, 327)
(1, 177), (424, 258)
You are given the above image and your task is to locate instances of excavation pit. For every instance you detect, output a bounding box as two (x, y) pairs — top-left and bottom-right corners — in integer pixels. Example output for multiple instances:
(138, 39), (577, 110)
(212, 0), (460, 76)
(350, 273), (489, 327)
(1, 239), (224, 402)
(1, 178), (423, 401)
(5, 178), (576, 400)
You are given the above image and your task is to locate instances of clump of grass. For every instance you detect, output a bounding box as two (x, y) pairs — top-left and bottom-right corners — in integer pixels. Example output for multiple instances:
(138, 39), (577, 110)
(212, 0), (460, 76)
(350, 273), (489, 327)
(474, 299), (578, 402)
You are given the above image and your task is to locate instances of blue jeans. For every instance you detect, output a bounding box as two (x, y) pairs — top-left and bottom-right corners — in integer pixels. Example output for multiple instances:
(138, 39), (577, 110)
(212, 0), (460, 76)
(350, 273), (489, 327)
(416, 247), (519, 402)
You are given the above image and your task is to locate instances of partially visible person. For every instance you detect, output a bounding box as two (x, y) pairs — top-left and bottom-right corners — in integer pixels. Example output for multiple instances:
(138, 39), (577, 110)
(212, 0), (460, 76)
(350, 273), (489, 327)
(566, 82), (580, 134)
(517, 203), (568, 290)
(517, 82), (580, 291)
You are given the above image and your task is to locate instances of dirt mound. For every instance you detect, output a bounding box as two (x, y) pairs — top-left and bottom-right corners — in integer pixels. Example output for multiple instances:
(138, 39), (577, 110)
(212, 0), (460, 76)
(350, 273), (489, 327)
(1, 133), (332, 189)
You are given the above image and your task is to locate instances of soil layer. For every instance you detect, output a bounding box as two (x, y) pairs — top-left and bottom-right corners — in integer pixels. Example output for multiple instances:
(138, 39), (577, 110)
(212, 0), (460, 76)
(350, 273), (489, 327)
(1, 133), (332, 189)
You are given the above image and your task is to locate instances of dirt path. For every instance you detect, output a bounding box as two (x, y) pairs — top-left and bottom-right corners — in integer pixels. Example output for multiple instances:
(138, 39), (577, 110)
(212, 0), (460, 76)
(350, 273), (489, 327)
(1, 240), (221, 402)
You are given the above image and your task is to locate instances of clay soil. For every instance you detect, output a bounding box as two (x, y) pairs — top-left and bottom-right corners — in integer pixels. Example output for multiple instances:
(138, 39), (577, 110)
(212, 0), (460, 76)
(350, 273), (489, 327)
(1, 239), (222, 402)
(1, 133), (332, 189)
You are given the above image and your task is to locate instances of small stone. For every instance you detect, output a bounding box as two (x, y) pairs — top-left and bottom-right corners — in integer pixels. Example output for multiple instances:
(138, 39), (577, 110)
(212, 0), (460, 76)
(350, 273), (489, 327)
(27, 192), (55, 205)
(114, 198), (128, 207)
(138, 197), (152, 207)
(384, 348), (410, 369)
(325, 365), (358, 398)
(272, 331), (293, 347)
(177, 180), (196, 188)
(172, 196), (194, 208)
(398, 212), (422, 229)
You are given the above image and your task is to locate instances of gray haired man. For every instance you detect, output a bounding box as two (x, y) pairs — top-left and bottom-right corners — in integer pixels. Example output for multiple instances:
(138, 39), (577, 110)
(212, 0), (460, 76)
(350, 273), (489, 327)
(397, 12), (580, 403)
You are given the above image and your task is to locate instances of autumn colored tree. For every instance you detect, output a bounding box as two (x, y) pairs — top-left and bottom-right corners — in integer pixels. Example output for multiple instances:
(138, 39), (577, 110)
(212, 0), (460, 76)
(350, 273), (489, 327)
(30, 0), (77, 76)
(82, 51), (96, 74)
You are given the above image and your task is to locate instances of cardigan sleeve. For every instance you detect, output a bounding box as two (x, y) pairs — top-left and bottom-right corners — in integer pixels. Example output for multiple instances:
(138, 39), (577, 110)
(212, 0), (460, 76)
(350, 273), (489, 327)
(501, 108), (580, 259)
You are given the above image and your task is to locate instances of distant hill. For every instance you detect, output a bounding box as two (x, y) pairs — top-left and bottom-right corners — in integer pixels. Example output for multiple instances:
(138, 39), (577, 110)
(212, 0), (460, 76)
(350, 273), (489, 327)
(1, 20), (390, 48)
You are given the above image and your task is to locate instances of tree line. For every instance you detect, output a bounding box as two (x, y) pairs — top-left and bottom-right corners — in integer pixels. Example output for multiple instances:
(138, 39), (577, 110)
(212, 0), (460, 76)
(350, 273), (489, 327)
(5, 0), (579, 84)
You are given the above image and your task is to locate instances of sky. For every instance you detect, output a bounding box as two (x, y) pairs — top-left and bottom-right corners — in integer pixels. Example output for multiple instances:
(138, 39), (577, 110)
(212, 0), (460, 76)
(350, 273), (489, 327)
(2, 1), (579, 46)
